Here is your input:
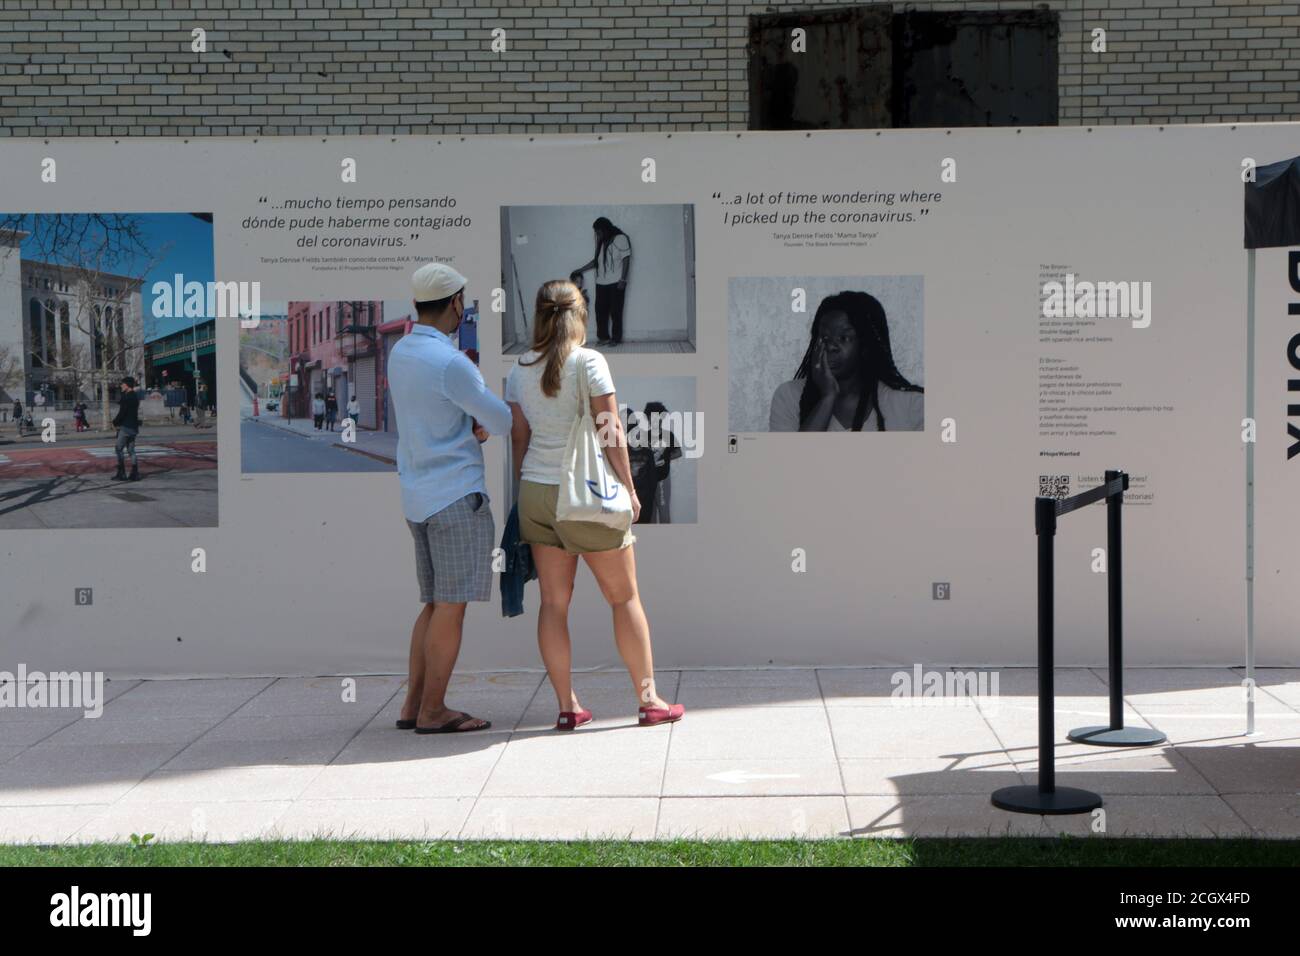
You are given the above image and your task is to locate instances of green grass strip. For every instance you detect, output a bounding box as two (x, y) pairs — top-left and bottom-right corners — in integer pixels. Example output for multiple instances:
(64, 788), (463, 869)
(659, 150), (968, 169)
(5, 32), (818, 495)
(1, 836), (1295, 867)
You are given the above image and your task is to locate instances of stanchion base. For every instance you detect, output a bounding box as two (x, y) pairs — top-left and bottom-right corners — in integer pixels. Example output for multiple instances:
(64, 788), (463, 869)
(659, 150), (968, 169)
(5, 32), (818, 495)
(991, 784), (1103, 815)
(1067, 725), (1167, 747)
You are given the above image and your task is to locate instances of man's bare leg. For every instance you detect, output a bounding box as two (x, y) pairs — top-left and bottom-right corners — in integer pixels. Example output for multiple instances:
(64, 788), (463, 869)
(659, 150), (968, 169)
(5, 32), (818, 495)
(417, 601), (488, 730)
(399, 603), (435, 724)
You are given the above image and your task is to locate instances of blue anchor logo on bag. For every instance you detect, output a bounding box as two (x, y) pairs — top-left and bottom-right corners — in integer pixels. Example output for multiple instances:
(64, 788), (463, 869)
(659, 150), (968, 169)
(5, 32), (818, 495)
(586, 451), (621, 500)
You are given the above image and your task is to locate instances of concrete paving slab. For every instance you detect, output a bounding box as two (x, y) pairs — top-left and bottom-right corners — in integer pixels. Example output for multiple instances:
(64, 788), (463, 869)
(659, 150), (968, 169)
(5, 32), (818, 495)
(482, 729), (669, 797)
(229, 676), (399, 718)
(0, 669), (1294, 843)
(274, 798), (475, 841)
(1221, 794), (1300, 838)
(1176, 741), (1300, 794)
(1010, 747), (1218, 795)
(73, 801), (292, 844)
(817, 667), (921, 706)
(199, 714), (371, 742)
(0, 717), (79, 746)
(162, 735), (356, 771)
(675, 668), (821, 709)
(667, 707), (835, 761)
(827, 706), (1004, 760)
(840, 757), (1023, 795)
(1251, 670), (1300, 710)
(5, 742), (184, 777)
(848, 794), (1048, 838)
(302, 732), (507, 800)
(1037, 795), (1252, 838)
(110, 678), (272, 711)
(461, 797), (659, 839)
(120, 767), (323, 804)
(0, 770), (146, 806)
(41, 715), (222, 746)
(1143, 713), (1299, 746)
(663, 758), (844, 797)
(0, 804), (110, 844)
(656, 796), (849, 839)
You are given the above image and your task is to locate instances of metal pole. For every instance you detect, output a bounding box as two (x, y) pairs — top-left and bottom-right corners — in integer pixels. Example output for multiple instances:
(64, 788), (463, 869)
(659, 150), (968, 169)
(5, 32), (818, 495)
(1107, 469), (1124, 731)
(1246, 248), (1257, 736)
(1037, 495), (1056, 795)
(1069, 471), (1165, 747)
(992, 497), (1101, 814)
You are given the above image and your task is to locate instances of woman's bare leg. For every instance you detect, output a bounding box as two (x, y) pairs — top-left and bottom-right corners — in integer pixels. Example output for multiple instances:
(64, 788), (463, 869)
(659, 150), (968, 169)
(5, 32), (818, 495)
(582, 545), (670, 710)
(531, 543), (581, 713)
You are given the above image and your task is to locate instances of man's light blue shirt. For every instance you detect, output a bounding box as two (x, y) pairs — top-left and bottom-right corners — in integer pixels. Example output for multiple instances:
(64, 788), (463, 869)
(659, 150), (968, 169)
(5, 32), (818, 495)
(387, 324), (512, 523)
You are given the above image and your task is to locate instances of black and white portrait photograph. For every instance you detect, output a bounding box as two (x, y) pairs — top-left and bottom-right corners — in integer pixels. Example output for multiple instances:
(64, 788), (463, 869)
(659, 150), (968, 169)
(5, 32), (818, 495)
(505, 374), (699, 525)
(501, 203), (696, 355)
(728, 276), (924, 433)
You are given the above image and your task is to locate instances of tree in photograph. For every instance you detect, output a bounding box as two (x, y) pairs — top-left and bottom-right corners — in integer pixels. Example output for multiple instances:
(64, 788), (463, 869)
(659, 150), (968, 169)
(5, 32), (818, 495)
(59, 230), (163, 427)
(0, 213), (154, 272)
(0, 342), (23, 407)
(42, 340), (95, 421)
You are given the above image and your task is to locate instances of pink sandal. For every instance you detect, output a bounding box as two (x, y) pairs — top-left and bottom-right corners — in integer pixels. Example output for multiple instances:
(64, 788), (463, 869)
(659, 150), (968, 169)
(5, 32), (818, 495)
(638, 703), (685, 727)
(556, 708), (593, 731)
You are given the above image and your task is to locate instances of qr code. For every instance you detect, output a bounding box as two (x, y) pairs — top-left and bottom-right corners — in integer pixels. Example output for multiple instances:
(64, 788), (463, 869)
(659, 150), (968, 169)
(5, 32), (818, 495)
(1039, 475), (1070, 500)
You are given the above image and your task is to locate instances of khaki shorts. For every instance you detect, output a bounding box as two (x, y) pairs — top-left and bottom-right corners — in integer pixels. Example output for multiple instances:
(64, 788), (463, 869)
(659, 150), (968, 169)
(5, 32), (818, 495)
(518, 480), (634, 555)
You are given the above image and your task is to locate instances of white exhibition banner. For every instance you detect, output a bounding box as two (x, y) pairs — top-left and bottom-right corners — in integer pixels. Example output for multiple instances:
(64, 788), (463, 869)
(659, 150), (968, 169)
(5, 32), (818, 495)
(0, 125), (1295, 676)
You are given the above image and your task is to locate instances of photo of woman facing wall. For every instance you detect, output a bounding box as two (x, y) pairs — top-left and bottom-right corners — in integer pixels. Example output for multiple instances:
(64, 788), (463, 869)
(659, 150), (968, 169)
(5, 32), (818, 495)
(501, 204), (697, 355)
(769, 291), (923, 432)
(727, 275), (924, 434)
(570, 217), (632, 347)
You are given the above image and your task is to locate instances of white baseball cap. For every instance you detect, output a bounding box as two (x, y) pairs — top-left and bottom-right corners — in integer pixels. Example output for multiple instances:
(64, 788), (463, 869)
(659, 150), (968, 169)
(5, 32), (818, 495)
(411, 261), (467, 303)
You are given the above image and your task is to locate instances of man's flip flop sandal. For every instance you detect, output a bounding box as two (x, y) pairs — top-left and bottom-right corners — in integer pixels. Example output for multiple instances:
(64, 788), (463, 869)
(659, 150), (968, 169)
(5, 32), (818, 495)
(395, 718), (417, 730)
(415, 713), (492, 734)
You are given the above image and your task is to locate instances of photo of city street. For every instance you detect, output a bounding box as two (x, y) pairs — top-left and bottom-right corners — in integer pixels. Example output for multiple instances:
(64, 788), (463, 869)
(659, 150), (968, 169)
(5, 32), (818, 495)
(239, 297), (481, 473)
(0, 212), (218, 528)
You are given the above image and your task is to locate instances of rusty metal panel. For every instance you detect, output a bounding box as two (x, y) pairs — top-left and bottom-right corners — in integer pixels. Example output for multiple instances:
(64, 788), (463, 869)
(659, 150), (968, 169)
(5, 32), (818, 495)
(894, 10), (1059, 128)
(749, 4), (894, 130)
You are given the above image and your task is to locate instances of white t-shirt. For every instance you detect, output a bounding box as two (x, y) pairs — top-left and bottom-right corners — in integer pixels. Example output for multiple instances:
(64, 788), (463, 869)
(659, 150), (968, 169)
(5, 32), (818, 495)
(506, 346), (615, 485)
(595, 233), (631, 285)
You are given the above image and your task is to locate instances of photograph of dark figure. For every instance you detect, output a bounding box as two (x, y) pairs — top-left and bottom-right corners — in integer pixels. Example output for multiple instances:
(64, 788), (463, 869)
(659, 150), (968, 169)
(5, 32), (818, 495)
(570, 217), (632, 348)
(625, 401), (683, 523)
(111, 376), (141, 482)
(769, 291), (924, 432)
(503, 374), (698, 526)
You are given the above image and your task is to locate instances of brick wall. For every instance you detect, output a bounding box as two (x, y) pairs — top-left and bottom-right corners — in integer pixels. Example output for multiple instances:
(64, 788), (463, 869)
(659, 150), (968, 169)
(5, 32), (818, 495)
(1, 0), (1296, 137)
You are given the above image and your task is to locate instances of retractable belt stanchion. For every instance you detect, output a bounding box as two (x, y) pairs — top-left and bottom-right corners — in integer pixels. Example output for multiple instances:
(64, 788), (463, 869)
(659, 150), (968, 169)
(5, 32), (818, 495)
(1068, 470), (1166, 747)
(991, 493), (1103, 815)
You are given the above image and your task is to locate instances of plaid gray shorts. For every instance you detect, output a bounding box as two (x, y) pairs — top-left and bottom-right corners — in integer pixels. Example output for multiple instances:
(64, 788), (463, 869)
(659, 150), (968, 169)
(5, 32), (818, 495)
(406, 492), (496, 604)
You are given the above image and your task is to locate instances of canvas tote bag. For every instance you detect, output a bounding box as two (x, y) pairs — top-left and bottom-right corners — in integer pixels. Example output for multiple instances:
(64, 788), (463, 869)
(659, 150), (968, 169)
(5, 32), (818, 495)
(555, 351), (634, 530)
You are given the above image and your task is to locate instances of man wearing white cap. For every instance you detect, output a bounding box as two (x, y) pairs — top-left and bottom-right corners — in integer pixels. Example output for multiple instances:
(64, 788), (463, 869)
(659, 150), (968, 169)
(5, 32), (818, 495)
(388, 261), (512, 734)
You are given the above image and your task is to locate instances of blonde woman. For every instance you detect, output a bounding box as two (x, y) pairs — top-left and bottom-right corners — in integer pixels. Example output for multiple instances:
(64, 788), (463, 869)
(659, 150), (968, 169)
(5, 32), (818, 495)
(505, 279), (683, 731)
